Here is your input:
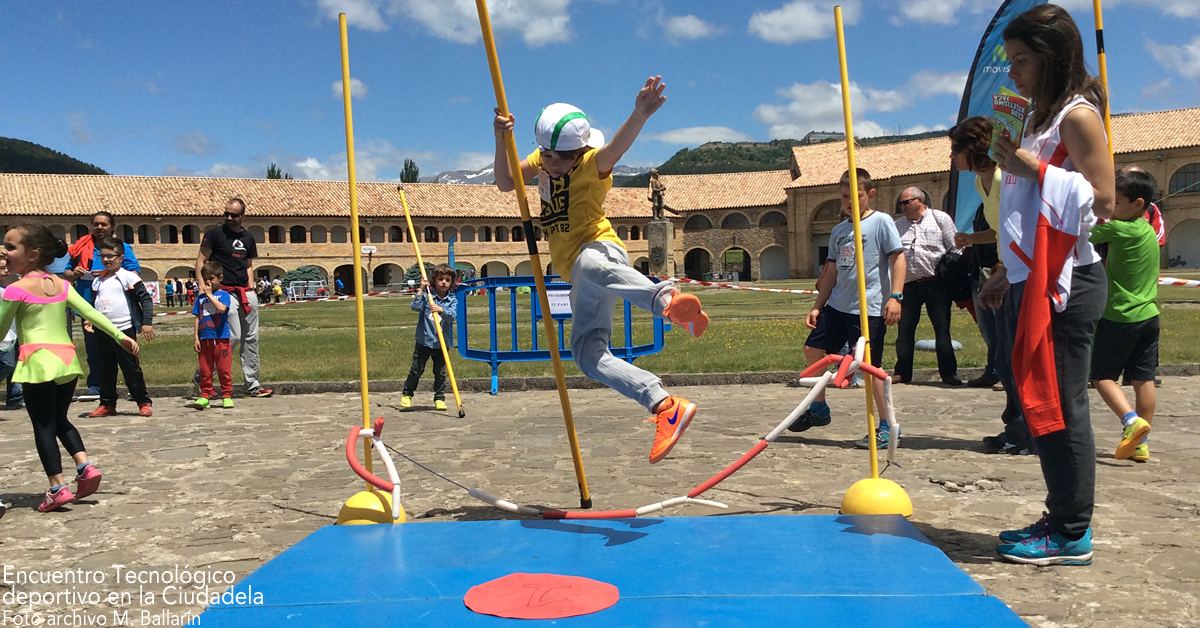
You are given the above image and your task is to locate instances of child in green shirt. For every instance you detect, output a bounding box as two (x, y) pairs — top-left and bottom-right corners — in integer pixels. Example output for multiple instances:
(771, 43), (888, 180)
(1089, 169), (1160, 462)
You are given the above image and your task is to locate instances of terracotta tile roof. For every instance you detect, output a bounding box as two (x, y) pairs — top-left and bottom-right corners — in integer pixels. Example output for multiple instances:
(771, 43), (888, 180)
(788, 106), (1200, 189)
(0, 174), (653, 220)
(655, 170), (792, 212)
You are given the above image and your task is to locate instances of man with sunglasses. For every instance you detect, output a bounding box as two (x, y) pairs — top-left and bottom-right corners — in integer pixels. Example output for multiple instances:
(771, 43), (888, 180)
(194, 198), (273, 398)
(64, 211), (141, 402)
(892, 187), (962, 386)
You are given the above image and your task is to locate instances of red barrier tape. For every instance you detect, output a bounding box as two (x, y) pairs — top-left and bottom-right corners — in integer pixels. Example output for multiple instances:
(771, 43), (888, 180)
(542, 509), (639, 520)
(654, 276), (817, 295)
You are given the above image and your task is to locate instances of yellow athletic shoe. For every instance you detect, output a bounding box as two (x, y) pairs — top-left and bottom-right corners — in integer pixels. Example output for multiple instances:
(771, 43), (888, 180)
(434, 400), (448, 411)
(1132, 442), (1149, 463)
(1115, 417), (1151, 460)
(400, 395), (412, 409)
(663, 290), (709, 338)
(647, 396), (696, 464)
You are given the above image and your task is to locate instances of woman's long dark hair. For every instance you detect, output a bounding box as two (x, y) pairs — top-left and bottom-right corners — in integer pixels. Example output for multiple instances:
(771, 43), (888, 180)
(949, 116), (996, 172)
(1003, 4), (1107, 131)
(12, 223), (68, 271)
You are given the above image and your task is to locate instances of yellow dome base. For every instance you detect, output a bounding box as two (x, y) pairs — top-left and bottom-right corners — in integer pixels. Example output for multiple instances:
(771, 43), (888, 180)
(337, 489), (407, 525)
(840, 477), (913, 517)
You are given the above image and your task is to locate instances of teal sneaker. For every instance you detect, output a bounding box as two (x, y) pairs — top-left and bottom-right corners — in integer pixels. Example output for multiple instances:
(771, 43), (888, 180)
(855, 427), (900, 449)
(999, 512), (1051, 543)
(998, 527), (1093, 566)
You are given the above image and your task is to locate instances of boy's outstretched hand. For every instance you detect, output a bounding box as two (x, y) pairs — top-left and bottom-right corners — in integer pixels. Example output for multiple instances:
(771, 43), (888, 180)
(634, 76), (667, 119)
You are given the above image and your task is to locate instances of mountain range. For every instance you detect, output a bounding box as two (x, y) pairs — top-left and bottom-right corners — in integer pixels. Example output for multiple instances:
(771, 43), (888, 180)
(423, 163), (651, 185)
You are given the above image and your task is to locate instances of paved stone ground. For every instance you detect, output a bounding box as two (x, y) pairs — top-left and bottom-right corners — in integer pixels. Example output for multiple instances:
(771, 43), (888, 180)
(1, 379), (1198, 627)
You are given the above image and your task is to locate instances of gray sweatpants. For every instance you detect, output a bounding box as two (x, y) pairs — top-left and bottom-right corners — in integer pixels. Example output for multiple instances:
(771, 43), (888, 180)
(569, 241), (674, 412)
(194, 289), (262, 392)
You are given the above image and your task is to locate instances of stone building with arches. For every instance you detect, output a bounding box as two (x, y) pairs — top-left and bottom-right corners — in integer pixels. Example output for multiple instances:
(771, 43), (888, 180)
(0, 176), (656, 293)
(3, 108), (1197, 285)
(661, 107), (1200, 278)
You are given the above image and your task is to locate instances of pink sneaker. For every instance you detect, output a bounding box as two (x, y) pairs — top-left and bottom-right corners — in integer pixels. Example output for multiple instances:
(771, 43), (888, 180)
(75, 464), (102, 499)
(38, 487), (76, 512)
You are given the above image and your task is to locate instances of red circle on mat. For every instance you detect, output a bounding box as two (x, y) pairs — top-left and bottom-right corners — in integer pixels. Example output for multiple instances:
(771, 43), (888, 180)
(464, 572), (619, 620)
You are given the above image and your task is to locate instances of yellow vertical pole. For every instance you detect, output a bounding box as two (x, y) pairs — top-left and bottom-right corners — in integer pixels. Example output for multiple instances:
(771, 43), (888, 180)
(835, 6), (879, 480)
(338, 14), (373, 486)
(474, 0), (591, 509)
(397, 186), (465, 418)
(1092, 0), (1114, 156)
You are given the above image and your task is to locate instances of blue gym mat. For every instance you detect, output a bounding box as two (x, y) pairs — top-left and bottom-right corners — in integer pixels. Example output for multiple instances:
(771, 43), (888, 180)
(200, 514), (1027, 627)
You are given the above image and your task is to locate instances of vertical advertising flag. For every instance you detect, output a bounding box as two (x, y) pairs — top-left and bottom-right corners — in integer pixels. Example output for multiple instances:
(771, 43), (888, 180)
(947, 0), (1047, 232)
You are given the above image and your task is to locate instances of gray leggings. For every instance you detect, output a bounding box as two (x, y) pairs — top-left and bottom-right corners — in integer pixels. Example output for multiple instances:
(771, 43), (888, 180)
(569, 241), (674, 412)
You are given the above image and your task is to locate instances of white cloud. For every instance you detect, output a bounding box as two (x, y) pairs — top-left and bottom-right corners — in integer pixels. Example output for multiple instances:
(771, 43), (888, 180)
(1056, 0), (1199, 18)
(662, 14), (722, 43)
(144, 80), (163, 94)
(66, 111), (93, 145)
(332, 77), (368, 99)
(287, 139), (441, 182)
(753, 70), (964, 140)
(1142, 77), (1173, 99)
(901, 124), (948, 135)
(747, 1), (859, 44)
(322, 0), (575, 47)
(318, 0), (389, 31)
(164, 163), (260, 178)
(1147, 36), (1200, 82)
(646, 126), (755, 145)
(896, 0), (964, 24)
(173, 130), (219, 156)
(454, 151), (495, 171)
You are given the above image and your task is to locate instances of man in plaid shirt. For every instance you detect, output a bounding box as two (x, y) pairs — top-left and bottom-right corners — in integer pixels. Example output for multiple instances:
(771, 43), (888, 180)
(892, 187), (963, 385)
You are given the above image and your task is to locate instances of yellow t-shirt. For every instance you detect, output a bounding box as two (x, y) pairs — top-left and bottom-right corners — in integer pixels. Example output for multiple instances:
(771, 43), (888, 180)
(974, 167), (1002, 239)
(526, 148), (624, 281)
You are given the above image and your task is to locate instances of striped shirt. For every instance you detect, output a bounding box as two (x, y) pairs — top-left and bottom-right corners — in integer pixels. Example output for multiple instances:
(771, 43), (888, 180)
(895, 208), (957, 281)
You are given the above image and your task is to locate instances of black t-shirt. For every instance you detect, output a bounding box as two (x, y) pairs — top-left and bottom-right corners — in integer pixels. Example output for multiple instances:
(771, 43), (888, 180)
(201, 225), (258, 287)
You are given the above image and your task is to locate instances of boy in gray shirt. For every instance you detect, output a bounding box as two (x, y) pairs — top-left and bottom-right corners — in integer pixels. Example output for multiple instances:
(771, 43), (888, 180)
(791, 169), (906, 447)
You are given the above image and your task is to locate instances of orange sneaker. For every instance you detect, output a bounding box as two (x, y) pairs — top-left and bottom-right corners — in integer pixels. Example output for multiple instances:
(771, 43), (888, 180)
(647, 396), (696, 464)
(137, 403), (153, 417)
(87, 405), (116, 418)
(663, 290), (709, 338)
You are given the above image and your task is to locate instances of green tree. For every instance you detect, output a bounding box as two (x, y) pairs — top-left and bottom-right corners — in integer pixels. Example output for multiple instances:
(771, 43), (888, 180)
(401, 158), (420, 183)
(266, 163), (292, 179)
(404, 261), (436, 284)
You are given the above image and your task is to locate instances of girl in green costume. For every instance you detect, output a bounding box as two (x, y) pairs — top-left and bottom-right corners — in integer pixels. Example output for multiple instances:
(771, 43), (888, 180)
(0, 224), (139, 512)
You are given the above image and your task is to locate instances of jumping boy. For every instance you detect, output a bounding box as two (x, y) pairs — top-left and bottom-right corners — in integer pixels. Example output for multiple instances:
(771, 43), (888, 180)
(401, 264), (457, 412)
(493, 76), (710, 464)
(86, 236), (155, 417)
(1090, 169), (1160, 462)
(791, 169), (906, 447)
(189, 262), (234, 410)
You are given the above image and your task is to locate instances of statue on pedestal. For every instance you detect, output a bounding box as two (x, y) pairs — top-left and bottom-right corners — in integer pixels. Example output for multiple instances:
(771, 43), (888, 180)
(648, 169), (667, 221)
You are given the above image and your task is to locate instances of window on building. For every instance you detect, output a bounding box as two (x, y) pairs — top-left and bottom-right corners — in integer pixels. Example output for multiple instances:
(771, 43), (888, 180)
(513, 225), (525, 242)
(760, 211), (787, 228)
(630, 226), (640, 240)
(183, 225), (202, 244)
(161, 225), (178, 244)
(721, 213), (750, 229)
(617, 226), (629, 240)
(496, 226), (509, 242)
(813, 200), (841, 223)
(481, 226), (492, 242)
(1170, 163), (1200, 196)
(331, 226), (348, 243)
(443, 227), (458, 243)
(137, 225), (155, 244)
(370, 226), (385, 243)
(461, 227), (476, 242)
(268, 226), (286, 244)
(311, 226), (327, 243)
(424, 226), (439, 242)
(389, 226), (404, 243)
(684, 215), (712, 231)
(290, 226), (307, 243)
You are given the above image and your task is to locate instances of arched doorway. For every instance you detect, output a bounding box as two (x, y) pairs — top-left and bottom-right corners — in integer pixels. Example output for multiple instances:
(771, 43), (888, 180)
(633, 257), (650, 275)
(515, 260), (533, 276)
(1168, 219), (1200, 268)
(684, 248), (711, 280)
(373, 263), (404, 289)
(759, 245), (790, 280)
(722, 247), (751, 281)
(481, 261), (509, 278)
(334, 265), (368, 295)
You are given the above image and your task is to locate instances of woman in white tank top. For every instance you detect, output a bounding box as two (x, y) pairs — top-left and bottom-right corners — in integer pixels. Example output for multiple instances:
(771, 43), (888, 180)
(977, 4), (1114, 567)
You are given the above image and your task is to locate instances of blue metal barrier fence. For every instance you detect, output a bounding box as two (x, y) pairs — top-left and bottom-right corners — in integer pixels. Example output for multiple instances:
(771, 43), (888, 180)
(455, 276), (670, 394)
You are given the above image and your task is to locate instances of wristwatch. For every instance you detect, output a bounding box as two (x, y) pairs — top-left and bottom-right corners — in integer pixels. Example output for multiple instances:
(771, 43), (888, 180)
(890, 292), (904, 302)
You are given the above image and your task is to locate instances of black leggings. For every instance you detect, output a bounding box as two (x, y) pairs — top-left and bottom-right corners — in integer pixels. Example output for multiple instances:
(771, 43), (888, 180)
(23, 379), (85, 477)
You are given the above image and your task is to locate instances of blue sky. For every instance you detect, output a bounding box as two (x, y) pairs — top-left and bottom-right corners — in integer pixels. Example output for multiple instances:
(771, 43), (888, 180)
(2, 0), (1197, 181)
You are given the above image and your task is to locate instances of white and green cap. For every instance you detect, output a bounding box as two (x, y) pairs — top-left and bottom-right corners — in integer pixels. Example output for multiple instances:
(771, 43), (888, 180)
(534, 103), (604, 152)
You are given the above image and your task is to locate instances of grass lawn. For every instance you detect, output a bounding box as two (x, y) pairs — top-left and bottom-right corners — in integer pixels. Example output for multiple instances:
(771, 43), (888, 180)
(81, 278), (1200, 385)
